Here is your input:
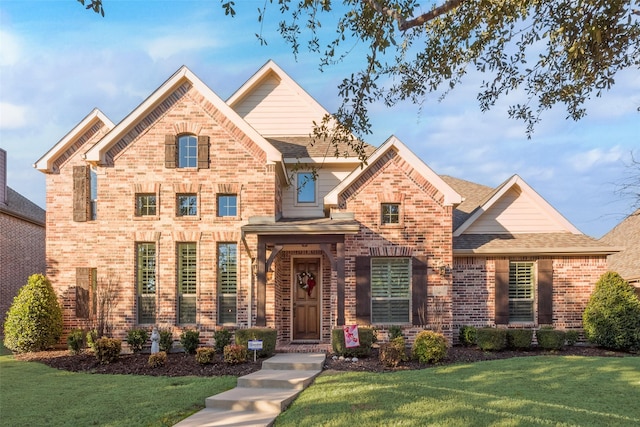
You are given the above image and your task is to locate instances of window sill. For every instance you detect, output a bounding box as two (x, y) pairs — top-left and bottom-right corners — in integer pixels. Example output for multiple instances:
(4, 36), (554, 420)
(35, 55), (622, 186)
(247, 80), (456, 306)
(133, 216), (159, 221)
(175, 216), (201, 221)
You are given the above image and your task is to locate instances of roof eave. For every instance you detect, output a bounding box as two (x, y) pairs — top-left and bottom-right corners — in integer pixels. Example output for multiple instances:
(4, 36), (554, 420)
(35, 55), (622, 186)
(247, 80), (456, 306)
(453, 246), (623, 256)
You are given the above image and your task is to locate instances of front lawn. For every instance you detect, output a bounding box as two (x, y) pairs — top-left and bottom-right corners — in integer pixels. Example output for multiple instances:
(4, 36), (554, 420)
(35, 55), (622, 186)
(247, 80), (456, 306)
(276, 355), (640, 426)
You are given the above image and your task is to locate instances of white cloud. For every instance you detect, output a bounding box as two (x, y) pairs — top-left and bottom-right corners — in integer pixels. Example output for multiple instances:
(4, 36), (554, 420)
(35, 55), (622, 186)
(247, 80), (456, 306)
(569, 146), (625, 172)
(0, 102), (28, 129)
(144, 34), (221, 61)
(0, 29), (21, 66)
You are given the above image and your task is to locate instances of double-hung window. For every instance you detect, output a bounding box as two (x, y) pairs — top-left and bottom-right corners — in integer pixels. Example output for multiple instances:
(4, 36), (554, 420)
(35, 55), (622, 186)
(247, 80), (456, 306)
(178, 135), (197, 168)
(217, 194), (237, 217)
(136, 243), (156, 324)
(217, 243), (237, 324)
(509, 262), (535, 322)
(136, 194), (157, 216)
(371, 258), (411, 324)
(177, 243), (197, 324)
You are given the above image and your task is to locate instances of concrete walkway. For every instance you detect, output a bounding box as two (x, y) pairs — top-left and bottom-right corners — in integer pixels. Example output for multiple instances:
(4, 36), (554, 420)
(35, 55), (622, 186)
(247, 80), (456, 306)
(174, 353), (325, 427)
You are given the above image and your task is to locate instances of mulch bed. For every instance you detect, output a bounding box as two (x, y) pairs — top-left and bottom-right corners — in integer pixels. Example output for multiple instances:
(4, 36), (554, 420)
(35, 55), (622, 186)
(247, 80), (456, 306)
(13, 345), (636, 377)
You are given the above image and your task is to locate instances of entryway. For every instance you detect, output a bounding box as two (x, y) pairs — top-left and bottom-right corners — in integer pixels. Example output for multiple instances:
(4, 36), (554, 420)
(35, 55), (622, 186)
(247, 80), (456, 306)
(293, 258), (320, 340)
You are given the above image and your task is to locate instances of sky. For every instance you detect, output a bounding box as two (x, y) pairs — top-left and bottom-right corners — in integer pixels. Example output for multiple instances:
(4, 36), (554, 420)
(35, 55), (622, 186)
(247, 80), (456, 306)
(0, 0), (638, 238)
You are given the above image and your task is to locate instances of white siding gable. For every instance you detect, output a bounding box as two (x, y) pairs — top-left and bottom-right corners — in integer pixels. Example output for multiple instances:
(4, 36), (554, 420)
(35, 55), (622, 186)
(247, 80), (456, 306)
(464, 185), (569, 234)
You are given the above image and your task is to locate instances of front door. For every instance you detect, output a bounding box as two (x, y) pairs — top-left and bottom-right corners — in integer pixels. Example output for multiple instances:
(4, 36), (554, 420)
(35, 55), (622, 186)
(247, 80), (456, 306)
(293, 259), (320, 340)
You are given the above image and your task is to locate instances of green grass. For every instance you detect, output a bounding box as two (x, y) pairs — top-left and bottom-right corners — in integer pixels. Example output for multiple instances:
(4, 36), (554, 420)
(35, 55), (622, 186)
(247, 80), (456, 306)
(276, 356), (640, 427)
(0, 354), (236, 426)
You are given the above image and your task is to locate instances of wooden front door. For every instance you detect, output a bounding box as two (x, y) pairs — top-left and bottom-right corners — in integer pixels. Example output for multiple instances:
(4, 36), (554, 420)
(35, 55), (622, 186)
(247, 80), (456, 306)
(293, 259), (320, 340)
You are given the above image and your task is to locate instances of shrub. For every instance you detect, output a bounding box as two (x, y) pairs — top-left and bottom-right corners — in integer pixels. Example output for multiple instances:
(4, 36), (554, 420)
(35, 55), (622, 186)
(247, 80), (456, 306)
(224, 344), (248, 364)
(235, 328), (276, 358)
(3, 274), (63, 353)
(507, 329), (533, 350)
(180, 329), (200, 354)
(476, 328), (507, 351)
(214, 329), (232, 353)
(379, 337), (408, 367)
(565, 330), (580, 346)
(412, 330), (448, 364)
(536, 327), (565, 350)
(86, 329), (98, 351)
(388, 325), (404, 340)
(331, 327), (375, 357)
(94, 337), (121, 364)
(459, 325), (477, 347)
(148, 351), (167, 368)
(195, 347), (216, 365)
(125, 328), (149, 354)
(67, 328), (86, 354)
(583, 272), (640, 351)
(159, 329), (173, 353)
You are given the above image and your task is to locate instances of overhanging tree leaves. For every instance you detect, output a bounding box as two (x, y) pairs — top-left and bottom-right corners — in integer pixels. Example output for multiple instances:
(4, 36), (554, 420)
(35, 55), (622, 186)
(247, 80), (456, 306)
(80, 0), (639, 150)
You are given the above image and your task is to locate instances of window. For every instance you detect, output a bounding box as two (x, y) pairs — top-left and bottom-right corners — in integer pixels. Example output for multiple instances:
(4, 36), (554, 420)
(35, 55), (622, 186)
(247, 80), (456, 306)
(136, 243), (156, 324)
(136, 194), (157, 216)
(381, 203), (400, 225)
(177, 194), (197, 216)
(90, 169), (97, 220)
(296, 172), (316, 204)
(509, 262), (535, 322)
(178, 135), (197, 168)
(177, 243), (197, 324)
(217, 194), (237, 217)
(218, 243), (237, 324)
(371, 258), (411, 323)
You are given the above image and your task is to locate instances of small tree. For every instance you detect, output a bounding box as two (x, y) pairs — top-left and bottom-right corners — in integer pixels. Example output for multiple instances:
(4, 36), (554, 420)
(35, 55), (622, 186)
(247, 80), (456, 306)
(4, 274), (63, 353)
(583, 272), (640, 351)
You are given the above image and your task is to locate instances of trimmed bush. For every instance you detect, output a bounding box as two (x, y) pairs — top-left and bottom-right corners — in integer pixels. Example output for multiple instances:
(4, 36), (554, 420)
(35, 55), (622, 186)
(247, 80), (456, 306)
(94, 337), (121, 364)
(195, 347), (216, 365)
(86, 329), (98, 351)
(214, 329), (233, 353)
(583, 272), (640, 351)
(331, 327), (375, 357)
(379, 337), (408, 367)
(148, 351), (167, 368)
(565, 330), (579, 346)
(536, 328), (565, 350)
(224, 344), (248, 364)
(388, 325), (404, 340)
(125, 328), (149, 354)
(507, 329), (533, 350)
(180, 329), (200, 354)
(459, 325), (477, 347)
(3, 274), (63, 353)
(159, 329), (173, 353)
(412, 330), (448, 364)
(67, 328), (86, 354)
(476, 328), (507, 351)
(235, 328), (276, 358)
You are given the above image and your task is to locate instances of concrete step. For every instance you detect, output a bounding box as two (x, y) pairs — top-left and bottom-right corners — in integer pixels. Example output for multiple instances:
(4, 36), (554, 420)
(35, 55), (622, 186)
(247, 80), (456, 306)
(173, 408), (276, 427)
(205, 387), (301, 414)
(237, 369), (320, 390)
(261, 353), (325, 371)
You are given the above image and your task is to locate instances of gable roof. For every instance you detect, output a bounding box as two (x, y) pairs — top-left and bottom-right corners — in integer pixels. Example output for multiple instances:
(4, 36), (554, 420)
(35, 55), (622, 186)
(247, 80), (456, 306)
(600, 209), (640, 282)
(227, 60), (329, 136)
(83, 66), (283, 165)
(324, 135), (462, 207)
(34, 108), (114, 173)
(452, 174), (581, 237)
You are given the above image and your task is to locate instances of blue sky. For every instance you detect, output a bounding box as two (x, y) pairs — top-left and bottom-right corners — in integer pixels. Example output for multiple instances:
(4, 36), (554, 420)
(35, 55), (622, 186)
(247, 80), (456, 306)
(1, 0), (638, 237)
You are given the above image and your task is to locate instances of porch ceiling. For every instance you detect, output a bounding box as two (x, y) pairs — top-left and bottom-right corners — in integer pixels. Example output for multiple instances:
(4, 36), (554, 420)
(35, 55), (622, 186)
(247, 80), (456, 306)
(242, 217), (360, 235)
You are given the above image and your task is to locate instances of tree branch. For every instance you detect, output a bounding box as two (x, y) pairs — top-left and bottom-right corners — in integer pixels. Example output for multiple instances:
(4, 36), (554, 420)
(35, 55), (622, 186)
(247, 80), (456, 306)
(399, 0), (464, 31)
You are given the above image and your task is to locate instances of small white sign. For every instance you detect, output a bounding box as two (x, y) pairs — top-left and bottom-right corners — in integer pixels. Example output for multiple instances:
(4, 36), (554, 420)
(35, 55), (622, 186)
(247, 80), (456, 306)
(430, 286), (448, 297)
(248, 340), (263, 350)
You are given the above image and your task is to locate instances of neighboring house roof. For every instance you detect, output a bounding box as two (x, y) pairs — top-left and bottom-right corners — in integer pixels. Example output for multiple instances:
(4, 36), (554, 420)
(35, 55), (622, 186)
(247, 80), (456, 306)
(0, 187), (45, 226)
(83, 65), (283, 165)
(600, 209), (640, 282)
(34, 108), (114, 173)
(324, 135), (463, 207)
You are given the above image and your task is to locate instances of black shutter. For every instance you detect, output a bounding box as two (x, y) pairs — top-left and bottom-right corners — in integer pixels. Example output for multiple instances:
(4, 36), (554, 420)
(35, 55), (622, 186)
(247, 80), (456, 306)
(76, 267), (91, 319)
(537, 259), (553, 324)
(412, 256), (428, 325)
(165, 135), (176, 168)
(495, 259), (510, 324)
(73, 165), (88, 222)
(355, 256), (371, 325)
(197, 135), (210, 169)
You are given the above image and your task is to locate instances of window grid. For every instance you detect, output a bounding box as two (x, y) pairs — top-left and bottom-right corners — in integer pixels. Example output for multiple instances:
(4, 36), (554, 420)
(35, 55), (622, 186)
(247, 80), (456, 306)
(218, 243), (237, 324)
(371, 258), (411, 324)
(136, 243), (156, 324)
(178, 243), (197, 324)
(218, 194), (238, 217)
(381, 203), (400, 224)
(509, 262), (535, 322)
(177, 194), (197, 216)
(136, 194), (157, 216)
(178, 135), (197, 168)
